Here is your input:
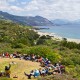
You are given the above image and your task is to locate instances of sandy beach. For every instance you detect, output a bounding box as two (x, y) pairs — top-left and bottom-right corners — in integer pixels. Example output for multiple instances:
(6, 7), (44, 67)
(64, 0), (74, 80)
(35, 30), (80, 44)
(67, 38), (80, 43)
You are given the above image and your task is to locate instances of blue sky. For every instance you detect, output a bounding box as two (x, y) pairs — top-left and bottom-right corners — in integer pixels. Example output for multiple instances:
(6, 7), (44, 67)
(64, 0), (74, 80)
(0, 0), (80, 20)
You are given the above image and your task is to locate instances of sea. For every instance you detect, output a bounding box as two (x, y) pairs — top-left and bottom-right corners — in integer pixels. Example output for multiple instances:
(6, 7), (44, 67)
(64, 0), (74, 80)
(36, 24), (80, 39)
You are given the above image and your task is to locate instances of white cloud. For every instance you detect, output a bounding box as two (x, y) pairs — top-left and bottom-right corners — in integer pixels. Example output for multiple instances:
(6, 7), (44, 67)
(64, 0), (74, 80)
(10, 6), (23, 12)
(0, 0), (9, 10)
(0, 0), (23, 12)
(0, 0), (80, 20)
(8, 0), (16, 2)
(21, 2), (27, 5)
(22, 0), (80, 20)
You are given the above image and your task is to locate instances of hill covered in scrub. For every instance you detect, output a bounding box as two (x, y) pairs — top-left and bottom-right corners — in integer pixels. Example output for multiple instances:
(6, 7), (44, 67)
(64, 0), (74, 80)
(0, 11), (53, 26)
(0, 20), (39, 48)
(0, 20), (60, 63)
(0, 20), (80, 80)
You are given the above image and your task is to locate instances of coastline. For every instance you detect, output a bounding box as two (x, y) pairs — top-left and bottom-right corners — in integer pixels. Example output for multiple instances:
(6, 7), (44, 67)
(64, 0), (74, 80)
(34, 29), (80, 44)
(67, 38), (80, 43)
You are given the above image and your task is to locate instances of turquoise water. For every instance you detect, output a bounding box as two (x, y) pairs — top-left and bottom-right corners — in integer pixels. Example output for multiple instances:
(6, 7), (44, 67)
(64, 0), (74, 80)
(37, 25), (80, 39)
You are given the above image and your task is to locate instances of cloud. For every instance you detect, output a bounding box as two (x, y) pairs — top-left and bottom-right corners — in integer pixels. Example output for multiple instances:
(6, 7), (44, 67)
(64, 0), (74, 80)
(10, 6), (24, 12)
(8, 0), (16, 2)
(0, 0), (23, 12)
(0, 0), (9, 10)
(0, 0), (80, 20)
(22, 0), (80, 20)
(21, 2), (27, 5)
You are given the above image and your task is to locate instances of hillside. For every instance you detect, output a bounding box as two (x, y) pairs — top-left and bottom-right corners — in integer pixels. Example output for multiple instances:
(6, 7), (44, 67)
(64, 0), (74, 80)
(0, 11), (53, 26)
(0, 20), (39, 48)
(0, 20), (80, 80)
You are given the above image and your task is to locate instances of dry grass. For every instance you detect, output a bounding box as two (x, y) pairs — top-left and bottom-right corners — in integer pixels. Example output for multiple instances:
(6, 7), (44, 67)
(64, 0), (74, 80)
(0, 58), (41, 80)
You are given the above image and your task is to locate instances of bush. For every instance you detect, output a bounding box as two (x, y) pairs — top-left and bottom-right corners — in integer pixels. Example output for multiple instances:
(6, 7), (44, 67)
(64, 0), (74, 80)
(40, 35), (47, 39)
(37, 39), (46, 45)
(27, 46), (61, 63)
(11, 43), (25, 48)
(62, 58), (74, 66)
(71, 54), (80, 65)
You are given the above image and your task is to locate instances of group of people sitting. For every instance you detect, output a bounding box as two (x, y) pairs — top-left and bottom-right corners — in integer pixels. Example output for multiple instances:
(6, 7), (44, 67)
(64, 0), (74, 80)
(0, 52), (21, 58)
(0, 52), (65, 79)
(24, 54), (65, 79)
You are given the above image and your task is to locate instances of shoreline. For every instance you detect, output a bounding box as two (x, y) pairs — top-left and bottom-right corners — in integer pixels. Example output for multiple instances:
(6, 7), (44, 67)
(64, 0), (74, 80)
(34, 29), (80, 43)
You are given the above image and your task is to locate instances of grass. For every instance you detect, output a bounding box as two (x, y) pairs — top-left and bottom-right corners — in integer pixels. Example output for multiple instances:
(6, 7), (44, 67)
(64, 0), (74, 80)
(38, 74), (77, 80)
(0, 58), (41, 80)
(0, 77), (12, 80)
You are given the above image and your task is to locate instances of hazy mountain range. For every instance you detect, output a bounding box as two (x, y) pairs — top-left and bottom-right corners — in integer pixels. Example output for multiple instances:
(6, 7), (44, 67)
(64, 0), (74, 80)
(0, 11), (80, 26)
(51, 19), (80, 25)
(0, 11), (53, 26)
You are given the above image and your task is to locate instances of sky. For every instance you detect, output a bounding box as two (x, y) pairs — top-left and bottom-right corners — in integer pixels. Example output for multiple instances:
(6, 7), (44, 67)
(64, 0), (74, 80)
(0, 0), (80, 20)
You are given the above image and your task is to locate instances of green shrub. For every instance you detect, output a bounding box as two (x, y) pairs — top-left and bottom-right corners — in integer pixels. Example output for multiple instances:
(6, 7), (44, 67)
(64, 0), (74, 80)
(62, 58), (74, 66)
(37, 39), (46, 45)
(27, 46), (61, 63)
(40, 35), (47, 39)
(71, 54), (80, 65)
(11, 43), (25, 48)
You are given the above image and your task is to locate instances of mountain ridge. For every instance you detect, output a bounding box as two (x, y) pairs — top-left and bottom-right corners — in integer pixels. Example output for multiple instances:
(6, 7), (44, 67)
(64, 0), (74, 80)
(0, 11), (53, 26)
(51, 19), (80, 25)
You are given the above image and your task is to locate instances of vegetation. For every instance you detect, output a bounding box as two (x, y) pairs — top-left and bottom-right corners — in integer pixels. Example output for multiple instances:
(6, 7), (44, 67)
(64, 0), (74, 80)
(61, 39), (80, 49)
(38, 74), (77, 80)
(0, 20), (39, 47)
(0, 78), (12, 80)
(0, 20), (80, 80)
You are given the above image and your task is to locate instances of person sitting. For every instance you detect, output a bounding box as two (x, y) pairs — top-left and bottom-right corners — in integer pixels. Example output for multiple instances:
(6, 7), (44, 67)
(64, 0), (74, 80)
(45, 58), (51, 66)
(2, 53), (5, 58)
(13, 52), (17, 58)
(60, 65), (65, 74)
(24, 70), (34, 79)
(37, 57), (43, 62)
(0, 71), (5, 77)
(5, 64), (11, 78)
(24, 72), (32, 79)
(31, 54), (36, 62)
(40, 61), (45, 67)
(52, 63), (59, 74)
(34, 69), (40, 77)
(0, 72), (2, 77)
(5, 52), (10, 58)
(41, 69), (46, 77)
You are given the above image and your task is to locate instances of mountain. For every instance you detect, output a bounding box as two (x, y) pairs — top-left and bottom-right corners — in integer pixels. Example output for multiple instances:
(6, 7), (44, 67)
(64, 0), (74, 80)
(51, 19), (71, 26)
(72, 19), (80, 24)
(0, 11), (53, 26)
(51, 19), (80, 25)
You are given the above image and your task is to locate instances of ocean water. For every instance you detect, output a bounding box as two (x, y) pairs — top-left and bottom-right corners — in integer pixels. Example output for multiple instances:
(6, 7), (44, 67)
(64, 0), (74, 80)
(37, 25), (80, 39)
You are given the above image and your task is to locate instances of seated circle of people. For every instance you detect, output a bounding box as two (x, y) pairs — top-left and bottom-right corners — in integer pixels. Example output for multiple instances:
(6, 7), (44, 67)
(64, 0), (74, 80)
(24, 54), (65, 79)
(0, 52), (65, 79)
